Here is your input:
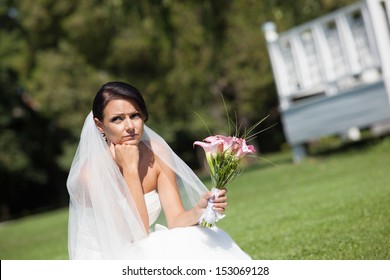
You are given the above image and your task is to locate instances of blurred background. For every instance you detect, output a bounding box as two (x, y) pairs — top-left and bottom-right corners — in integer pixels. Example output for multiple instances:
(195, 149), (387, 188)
(0, 0), (377, 223)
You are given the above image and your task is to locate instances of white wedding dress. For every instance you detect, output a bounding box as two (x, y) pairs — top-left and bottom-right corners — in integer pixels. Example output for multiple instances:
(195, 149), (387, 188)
(124, 190), (251, 260)
(68, 113), (251, 260)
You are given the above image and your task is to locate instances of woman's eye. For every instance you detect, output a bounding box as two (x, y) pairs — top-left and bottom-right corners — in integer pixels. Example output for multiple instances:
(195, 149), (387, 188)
(111, 116), (123, 123)
(130, 113), (141, 120)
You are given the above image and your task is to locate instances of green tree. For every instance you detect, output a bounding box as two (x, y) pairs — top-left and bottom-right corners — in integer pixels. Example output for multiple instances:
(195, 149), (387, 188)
(0, 0), (359, 220)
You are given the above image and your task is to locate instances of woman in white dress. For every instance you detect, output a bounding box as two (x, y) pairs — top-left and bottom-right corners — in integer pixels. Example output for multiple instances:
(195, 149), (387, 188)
(67, 81), (251, 259)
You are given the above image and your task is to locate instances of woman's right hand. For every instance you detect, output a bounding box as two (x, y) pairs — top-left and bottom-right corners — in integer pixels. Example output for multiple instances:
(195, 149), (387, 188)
(109, 142), (140, 171)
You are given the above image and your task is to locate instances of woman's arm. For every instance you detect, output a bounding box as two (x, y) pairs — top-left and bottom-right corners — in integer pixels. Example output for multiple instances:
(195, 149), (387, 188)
(156, 157), (227, 228)
(111, 142), (150, 232)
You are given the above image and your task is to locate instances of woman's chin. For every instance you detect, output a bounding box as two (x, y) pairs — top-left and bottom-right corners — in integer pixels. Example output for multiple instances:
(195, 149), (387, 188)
(120, 139), (139, 145)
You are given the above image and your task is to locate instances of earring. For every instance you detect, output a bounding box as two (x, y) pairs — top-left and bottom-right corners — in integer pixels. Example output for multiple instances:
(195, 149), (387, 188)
(102, 133), (107, 142)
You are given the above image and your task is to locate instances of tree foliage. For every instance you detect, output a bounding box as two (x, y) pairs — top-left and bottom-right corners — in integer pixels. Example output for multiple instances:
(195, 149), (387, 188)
(0, 0), (357, 220)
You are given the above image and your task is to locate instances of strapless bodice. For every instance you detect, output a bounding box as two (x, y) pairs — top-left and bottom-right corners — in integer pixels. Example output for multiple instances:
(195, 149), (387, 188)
(144, 190), (162, 226)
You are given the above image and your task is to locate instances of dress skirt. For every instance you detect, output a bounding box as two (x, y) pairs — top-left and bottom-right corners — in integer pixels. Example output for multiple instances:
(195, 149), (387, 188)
(126, 225), (252, 260)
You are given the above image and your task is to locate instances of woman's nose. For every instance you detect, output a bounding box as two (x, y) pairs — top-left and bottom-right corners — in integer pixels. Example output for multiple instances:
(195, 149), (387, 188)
(125, 117), (134, 130)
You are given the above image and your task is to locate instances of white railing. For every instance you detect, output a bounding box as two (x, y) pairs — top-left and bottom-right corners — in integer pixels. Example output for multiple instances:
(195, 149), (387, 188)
(263, 0), (390, 110)
(263, 0), (390, 162)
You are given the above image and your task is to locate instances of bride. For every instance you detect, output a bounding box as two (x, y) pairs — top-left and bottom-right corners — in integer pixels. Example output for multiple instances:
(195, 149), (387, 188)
(67, 81), (251, 259)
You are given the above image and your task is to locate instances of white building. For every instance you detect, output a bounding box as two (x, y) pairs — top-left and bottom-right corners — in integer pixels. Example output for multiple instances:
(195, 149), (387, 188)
(263, 0), (390, 162)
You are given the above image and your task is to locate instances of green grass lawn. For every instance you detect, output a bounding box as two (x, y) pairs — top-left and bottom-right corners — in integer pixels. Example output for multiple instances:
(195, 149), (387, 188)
(0, 208), (69, 259)
(1, 137), (389, 260)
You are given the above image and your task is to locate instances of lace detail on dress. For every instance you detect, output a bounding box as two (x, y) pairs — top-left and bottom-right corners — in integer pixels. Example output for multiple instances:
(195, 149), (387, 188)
(144, 190), (161, 226)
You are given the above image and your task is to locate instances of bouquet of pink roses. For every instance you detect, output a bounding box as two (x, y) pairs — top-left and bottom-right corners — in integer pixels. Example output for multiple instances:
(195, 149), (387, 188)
(194, 135), (256, 227)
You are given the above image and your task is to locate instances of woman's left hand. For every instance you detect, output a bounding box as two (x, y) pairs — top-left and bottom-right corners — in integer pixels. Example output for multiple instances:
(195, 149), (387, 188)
(212, 188), (228, 214)
(197, 188), (228, 215)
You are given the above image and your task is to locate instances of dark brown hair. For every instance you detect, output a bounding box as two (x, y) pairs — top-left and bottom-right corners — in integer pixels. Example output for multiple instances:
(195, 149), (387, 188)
(92, 81), (149, 122)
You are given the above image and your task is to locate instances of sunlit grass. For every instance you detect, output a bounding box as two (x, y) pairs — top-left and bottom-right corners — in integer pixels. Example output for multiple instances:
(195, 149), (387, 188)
(0, 208), (68, 259)
(219, 137), (390, 259)
(1, 137), (389, 259)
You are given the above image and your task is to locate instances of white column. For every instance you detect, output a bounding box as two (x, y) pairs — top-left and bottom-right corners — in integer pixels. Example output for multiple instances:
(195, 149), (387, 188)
(335, 13), (361, 75)
(262, 22), (291, 109)
(365, 0), (390, 105)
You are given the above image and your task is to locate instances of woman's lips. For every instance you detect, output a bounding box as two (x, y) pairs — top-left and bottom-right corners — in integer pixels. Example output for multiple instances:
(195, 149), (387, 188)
(122, 134), (137, 141)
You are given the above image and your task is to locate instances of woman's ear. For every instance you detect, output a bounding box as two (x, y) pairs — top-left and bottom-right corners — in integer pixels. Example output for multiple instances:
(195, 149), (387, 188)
(94, 117), (105, 134)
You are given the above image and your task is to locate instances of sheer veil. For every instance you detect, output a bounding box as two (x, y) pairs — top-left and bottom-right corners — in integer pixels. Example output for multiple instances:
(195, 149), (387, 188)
(67, 112), (208, 259)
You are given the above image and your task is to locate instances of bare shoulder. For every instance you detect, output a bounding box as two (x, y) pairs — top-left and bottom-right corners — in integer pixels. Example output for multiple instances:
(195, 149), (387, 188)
(142, 138), (174, 174)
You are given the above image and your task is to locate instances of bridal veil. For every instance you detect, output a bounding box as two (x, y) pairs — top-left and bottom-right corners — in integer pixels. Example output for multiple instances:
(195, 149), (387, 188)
(67, 112), (208, 259)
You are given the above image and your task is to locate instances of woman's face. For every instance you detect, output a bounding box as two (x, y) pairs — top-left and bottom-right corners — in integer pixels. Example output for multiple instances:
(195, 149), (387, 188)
(94, 98), (145, 146)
